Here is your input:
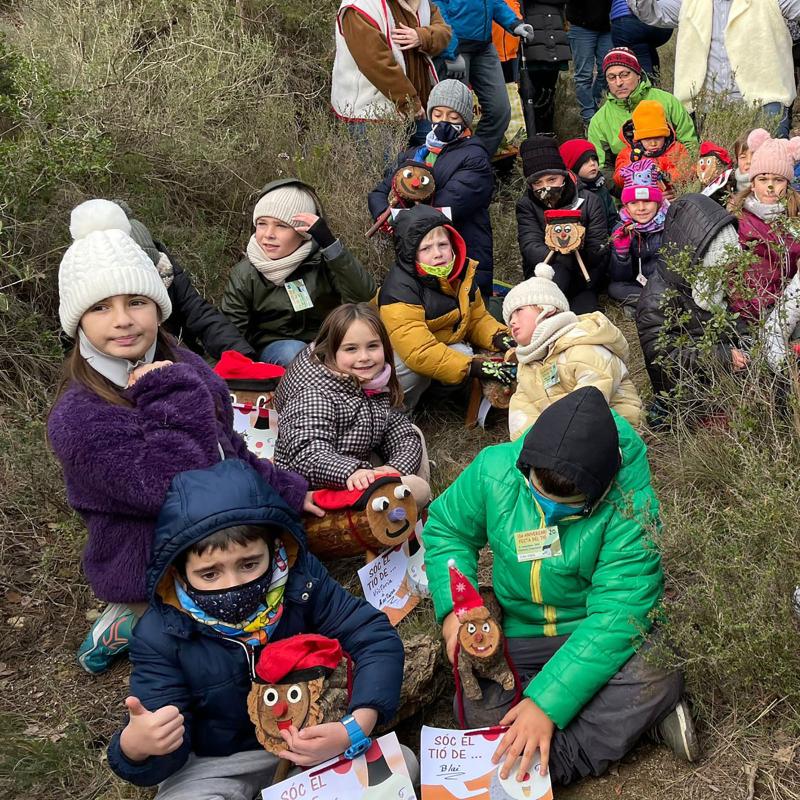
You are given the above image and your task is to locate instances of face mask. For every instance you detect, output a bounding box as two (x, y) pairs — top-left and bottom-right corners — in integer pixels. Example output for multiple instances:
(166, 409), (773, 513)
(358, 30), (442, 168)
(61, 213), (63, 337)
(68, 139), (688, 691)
(533, 184), (564, 208)
(431, 121), (464, 143)
(528, 480), (582, 526)
(78, 328), (157, 388)
(183, 568), (273, 624)
(417, 254), (456, 278)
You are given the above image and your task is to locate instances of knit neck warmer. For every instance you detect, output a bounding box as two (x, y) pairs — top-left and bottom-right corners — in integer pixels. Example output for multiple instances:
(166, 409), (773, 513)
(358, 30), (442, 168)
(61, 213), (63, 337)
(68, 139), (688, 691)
(78, 328), (157, 388)
(361, 362), (392, 395)
(735, 168), (751, 193)
(246, 234), (314, 286)
(515, 311), (579, 364)
(174, 540), (289, 647)
(620, 200), (669, 233)
(744, 192), (786, 223)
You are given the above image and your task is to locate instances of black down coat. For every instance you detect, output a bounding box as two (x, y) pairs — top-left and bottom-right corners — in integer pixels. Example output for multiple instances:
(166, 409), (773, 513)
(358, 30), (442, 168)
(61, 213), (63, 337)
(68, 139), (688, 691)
(522, 0), (571, 64)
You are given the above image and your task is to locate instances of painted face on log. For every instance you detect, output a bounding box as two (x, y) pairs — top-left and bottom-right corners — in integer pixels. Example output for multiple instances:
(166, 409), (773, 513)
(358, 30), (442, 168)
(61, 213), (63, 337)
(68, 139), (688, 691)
(458, 612), (502, 658)
(366, 482), (418, 546)
(544, 221), (585, 254)
(248, 677), (322, 753)
(696, 155), (723, 185)
(393, 164), (436, 203)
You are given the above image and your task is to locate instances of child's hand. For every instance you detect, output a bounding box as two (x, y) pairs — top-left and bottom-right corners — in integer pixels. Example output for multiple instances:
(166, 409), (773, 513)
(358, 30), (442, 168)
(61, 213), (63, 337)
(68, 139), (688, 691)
(731, 348), (750, 371)
(611, 226), (632, 255)
(119, 696), (184, 763)
(293, 214), (337, 250)
(127, 360), (173, 387)
(492, 698), (554, 780)
(303, 491), (325, 518)
(373, 465), (399, 477)
(291, 212), (321, 233)
(347, 468), (377, 491)
(442, 611), (459, 664)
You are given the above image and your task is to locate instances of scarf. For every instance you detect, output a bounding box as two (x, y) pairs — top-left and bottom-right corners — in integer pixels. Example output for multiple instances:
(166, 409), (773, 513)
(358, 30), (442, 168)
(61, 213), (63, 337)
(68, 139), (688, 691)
(78, 328), (157, 388)
(581, 174), (606, 191)
(515, 311), (579, 364)
(246, 234), (314, 287)
(619, 200), (669, 233)
(735, 168), (751, 193)
(362, 362), (392, 396)
(174, 540), (289, 646)
(744, 193), (787, 223)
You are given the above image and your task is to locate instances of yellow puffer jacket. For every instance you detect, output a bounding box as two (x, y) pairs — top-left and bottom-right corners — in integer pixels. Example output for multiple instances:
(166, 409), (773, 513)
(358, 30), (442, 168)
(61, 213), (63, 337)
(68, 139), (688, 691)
(508, 312), (642, 439)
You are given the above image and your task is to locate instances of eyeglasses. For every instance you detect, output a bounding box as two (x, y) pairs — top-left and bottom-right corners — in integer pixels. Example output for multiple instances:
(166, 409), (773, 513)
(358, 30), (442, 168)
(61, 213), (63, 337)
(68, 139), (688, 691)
(606, 70), (634, 83)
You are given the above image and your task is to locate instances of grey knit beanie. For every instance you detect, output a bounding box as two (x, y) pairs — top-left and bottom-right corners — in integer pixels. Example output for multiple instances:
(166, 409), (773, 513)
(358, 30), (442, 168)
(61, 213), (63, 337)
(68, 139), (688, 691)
(252, 185), (318, 239)
(426, 79), (474, 128)
(702, 223), (740, 269)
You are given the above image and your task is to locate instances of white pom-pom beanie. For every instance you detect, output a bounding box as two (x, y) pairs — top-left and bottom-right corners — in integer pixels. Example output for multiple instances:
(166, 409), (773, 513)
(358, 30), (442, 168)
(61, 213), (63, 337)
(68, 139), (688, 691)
(502, 263), (570, 325)
(58, 199), (172, 336)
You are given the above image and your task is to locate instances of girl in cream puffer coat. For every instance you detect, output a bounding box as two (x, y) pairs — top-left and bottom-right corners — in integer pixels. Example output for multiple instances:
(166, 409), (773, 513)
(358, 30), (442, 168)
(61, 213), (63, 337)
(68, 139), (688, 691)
(503, 263), (642, 440)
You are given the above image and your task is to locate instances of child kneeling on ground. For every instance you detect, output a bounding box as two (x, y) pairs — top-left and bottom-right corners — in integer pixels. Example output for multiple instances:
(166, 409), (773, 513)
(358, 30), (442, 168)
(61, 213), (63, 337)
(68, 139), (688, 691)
(273, 302), (431, 505)
(423, 388), (696, 786)
(107, 459), (411, 798)
(378, 205), (515, 411)
(504, 263), (642, 440)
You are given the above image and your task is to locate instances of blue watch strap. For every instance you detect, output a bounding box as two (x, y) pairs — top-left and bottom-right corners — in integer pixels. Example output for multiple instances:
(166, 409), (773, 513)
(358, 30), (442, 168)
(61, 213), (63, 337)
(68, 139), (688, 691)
(341, 714), (372, 760)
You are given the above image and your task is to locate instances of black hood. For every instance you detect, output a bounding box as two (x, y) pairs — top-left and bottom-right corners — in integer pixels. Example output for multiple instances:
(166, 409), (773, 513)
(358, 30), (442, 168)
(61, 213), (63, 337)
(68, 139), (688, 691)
(393, 205), (464, 273)
(517, 387), (621, 508)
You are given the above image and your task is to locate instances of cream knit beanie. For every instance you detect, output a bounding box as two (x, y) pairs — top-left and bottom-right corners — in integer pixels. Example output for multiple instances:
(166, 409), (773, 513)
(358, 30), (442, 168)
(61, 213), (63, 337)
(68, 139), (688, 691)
(502, 263), (570, 325)
(58, 199), (172, 337)
(252, 185), (318, 239)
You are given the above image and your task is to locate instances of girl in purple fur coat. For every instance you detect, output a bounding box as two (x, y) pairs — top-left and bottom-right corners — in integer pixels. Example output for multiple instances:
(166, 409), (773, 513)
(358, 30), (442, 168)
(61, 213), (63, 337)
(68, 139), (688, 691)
(48, 199), (316, 674)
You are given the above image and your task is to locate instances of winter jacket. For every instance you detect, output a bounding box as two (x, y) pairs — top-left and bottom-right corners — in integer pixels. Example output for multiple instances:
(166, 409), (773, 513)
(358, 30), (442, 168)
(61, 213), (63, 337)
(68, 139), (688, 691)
(729, 207), (800, 322)
(492, 0), (521, 62)
(509, 312), (642, 438)
(273, 346), (422, 488)
(424, 408), (662, 729)
(437, 0), (521, 61)
(221, 179), (376, 354)
(578, 175), (619, 234)
(566, 0), (612, 31)
(613, 120), (693, 190)
(377, 205), (507, 384)
(368, 136), (495, 296)
(587, 75), (698, 171)
(609, 225), (663, 284)
(516, 179), (610, 287)
(47, 347), (308, 604)
(521, 0), (571, 64)
(107, 459), (403, 787)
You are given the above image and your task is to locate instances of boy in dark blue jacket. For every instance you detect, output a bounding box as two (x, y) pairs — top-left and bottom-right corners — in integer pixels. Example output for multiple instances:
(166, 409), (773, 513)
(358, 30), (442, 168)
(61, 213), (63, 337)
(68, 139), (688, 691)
(369, 79), (495, 296)
(106, 459), (404, 798)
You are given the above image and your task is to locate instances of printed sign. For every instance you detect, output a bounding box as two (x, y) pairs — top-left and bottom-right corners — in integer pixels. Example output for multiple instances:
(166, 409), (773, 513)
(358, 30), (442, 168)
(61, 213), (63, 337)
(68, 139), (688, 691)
(261, 732), (417, 800)
(232, 404), (279, 461)
(420, 725), (553, 800)
(358, 540), (419, 626)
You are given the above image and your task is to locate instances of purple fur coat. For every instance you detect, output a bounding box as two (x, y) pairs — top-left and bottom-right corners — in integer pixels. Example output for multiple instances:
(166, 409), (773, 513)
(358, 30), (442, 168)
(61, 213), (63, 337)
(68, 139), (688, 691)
(48, 347), (308, 604)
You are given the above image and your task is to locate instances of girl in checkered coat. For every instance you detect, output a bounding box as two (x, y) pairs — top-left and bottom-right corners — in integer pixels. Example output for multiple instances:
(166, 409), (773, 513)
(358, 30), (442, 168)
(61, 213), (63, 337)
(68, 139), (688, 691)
(273, 303), (431, 505)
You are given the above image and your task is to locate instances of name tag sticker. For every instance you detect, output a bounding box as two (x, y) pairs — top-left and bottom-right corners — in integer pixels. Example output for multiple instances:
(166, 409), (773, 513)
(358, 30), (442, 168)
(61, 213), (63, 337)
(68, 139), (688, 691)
(636, 272), (648, 287)
(514, 527), (562, 562)
(285, 279), (314, 311)
(543, 364), (560, 389)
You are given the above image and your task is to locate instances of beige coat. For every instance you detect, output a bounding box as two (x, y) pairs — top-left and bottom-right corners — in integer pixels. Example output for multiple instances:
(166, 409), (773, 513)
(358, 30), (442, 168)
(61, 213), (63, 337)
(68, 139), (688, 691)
(508, 312), (643, 440)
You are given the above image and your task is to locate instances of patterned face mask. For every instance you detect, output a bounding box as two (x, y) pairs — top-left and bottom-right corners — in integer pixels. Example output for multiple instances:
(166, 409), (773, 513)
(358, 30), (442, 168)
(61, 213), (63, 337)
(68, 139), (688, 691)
(533, 184), (564, 208)
(182, 568), (274, 624)
(417, 254), (456, 278)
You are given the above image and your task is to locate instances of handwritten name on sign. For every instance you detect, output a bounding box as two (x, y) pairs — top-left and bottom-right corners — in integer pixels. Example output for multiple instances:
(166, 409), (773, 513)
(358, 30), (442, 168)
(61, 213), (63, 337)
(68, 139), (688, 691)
(358, 541), (419, 626)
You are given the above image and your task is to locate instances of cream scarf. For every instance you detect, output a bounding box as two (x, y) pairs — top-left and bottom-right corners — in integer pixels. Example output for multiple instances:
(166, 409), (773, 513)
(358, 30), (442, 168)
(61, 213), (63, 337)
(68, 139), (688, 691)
(674, 0), (794, 110)
(246, 235), (314, 286)
(515, 311), (578, 365)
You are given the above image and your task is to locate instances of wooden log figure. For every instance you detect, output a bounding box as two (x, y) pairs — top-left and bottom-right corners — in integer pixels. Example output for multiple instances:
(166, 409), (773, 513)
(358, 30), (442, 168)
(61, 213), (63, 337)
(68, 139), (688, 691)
(304, 475), (418, 562)
(367, 160), (436, 237)
(543, 208), (590, 283)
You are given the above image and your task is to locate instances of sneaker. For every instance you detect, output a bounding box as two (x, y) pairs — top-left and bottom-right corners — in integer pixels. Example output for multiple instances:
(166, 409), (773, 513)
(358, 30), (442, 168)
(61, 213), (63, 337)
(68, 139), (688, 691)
(651, 699), (700, 762)
(77, 602), (136, 674)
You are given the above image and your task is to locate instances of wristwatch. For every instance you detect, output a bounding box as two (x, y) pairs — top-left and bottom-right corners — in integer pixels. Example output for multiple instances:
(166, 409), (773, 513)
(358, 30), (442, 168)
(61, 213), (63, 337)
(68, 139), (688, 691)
(341, 714), (372, 760)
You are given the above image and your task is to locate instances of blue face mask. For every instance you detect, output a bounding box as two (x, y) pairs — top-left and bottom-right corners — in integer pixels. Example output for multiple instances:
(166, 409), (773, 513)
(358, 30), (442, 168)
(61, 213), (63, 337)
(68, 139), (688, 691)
(431, 121), (464, 143)
(528, 481), (582, 526)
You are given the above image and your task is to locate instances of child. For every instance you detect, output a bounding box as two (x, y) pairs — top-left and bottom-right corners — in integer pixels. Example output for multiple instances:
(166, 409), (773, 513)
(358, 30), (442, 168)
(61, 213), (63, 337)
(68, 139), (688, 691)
(106, 458), (407, 795)
(613, 100), (692, 197)
(423, 388), (692, 784)
(273, 303), (431, 505)
(368, 79), (495, 296)
(733, 129), (753, 193)
(609, 159), (669, 312)
(516, 136), (610, 314)
(377, 205), (515, 410)
(47, 200), (311, 674)
(503, 263), (642, 440)
(559, 138), (619, 234)
(727, 129), (800, 322)
(221, 179), (376, 366)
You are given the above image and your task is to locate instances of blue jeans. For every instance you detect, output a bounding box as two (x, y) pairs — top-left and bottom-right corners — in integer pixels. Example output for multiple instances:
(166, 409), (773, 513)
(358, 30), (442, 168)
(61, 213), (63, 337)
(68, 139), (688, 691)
(568, 25), (613, 124)
(259, 339), (306, 366)
(763, 102), (791, 139)
(611, 14), (672, 82)
(461, 43), (510, 157)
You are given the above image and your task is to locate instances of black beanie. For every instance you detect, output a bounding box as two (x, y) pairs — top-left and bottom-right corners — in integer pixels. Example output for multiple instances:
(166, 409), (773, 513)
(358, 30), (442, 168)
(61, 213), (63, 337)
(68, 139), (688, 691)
(520, 136), (567, 180)
(517, 387), (621, 507)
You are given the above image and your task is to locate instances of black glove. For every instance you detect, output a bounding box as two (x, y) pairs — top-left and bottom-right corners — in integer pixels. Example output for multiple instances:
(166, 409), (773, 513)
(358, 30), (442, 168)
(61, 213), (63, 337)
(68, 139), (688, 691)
(492, 332), (516, 352)
(469, 359), (517, 385)
(307, 217), (337, 250)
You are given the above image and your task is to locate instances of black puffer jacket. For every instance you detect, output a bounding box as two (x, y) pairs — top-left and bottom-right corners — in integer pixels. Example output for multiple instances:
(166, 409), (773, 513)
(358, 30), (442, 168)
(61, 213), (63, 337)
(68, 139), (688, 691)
(566, 0), (611, 32)
(635, 194), (745, 395)
(522, 0), (571, 64)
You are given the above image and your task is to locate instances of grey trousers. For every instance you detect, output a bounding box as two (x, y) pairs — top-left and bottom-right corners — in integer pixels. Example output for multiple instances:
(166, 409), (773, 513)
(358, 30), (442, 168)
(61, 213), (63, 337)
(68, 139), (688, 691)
(458, 634), (684, 787)
(395, 342), (473, 410)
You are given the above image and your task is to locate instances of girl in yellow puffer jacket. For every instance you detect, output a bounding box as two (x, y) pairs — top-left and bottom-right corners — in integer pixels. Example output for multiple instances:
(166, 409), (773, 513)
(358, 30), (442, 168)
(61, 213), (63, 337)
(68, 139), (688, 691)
(503, 262), (642, 440)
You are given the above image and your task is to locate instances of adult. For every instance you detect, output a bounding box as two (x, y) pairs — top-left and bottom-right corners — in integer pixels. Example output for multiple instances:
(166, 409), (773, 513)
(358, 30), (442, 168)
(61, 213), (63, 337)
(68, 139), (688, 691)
(330, 0), (452, 145)
(221, 179), (376, 366)
(435, 0), (534, 156)
(424, 387), (696, 786)
(587, 47), (697, 175)
(566, 0), (613, 129)
(610, 0), (671, 81)
(627, 0), (800, 139)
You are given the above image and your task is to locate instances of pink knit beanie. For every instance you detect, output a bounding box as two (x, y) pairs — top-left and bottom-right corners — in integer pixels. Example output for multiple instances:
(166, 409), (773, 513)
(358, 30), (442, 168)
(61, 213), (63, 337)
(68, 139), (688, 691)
(747, 129), (800, 181)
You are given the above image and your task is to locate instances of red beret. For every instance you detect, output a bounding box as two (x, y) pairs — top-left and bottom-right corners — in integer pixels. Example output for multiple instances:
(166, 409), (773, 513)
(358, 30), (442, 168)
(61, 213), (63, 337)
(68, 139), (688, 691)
(699, 141), (733, 168)
(254, 634), (342, 684)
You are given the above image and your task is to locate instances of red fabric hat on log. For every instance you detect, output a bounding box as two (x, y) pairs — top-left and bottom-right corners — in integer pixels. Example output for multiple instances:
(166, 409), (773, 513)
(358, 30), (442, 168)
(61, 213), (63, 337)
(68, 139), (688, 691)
(254, 634), (342, 684)
(699, 141), (733, 168)
(543, 208), (583, 225)
(214, 350), (285, 381)
(448, 559), (483, 620)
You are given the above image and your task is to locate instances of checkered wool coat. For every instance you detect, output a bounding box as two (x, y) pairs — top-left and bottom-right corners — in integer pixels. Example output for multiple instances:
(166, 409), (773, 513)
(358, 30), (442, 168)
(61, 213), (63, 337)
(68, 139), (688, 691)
(273, 345), (422, 488)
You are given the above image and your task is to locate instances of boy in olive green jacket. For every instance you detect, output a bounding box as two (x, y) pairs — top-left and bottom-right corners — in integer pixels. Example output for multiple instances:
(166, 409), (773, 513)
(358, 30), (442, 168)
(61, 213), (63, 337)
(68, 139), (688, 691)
(423, 387), (695, 786)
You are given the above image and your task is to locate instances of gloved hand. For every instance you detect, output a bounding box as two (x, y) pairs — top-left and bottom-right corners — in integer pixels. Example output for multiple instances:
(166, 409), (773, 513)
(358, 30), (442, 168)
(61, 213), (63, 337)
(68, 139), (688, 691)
(445, 55), (467, 81)
(492, 332), (516, 352)
(611, 226), (632, 257)
(469, 358), (517, 385)
(513, 23), (535, 43)
(307, 217), (337, 250)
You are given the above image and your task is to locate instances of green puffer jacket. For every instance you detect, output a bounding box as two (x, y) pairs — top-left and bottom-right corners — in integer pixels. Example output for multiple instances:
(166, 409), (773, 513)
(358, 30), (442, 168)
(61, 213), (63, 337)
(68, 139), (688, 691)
(424, 412), (662, 729)
(587, 76), (697, 172)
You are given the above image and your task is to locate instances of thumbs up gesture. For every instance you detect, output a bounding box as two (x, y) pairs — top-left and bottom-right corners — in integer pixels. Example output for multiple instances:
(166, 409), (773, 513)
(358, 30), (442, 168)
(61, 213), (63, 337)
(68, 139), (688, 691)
(119, 696), (185, 763)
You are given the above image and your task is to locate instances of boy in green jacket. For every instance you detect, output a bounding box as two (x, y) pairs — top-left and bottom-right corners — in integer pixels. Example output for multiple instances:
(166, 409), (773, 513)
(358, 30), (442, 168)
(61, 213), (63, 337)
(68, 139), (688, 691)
(424, 387), (696, 786)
